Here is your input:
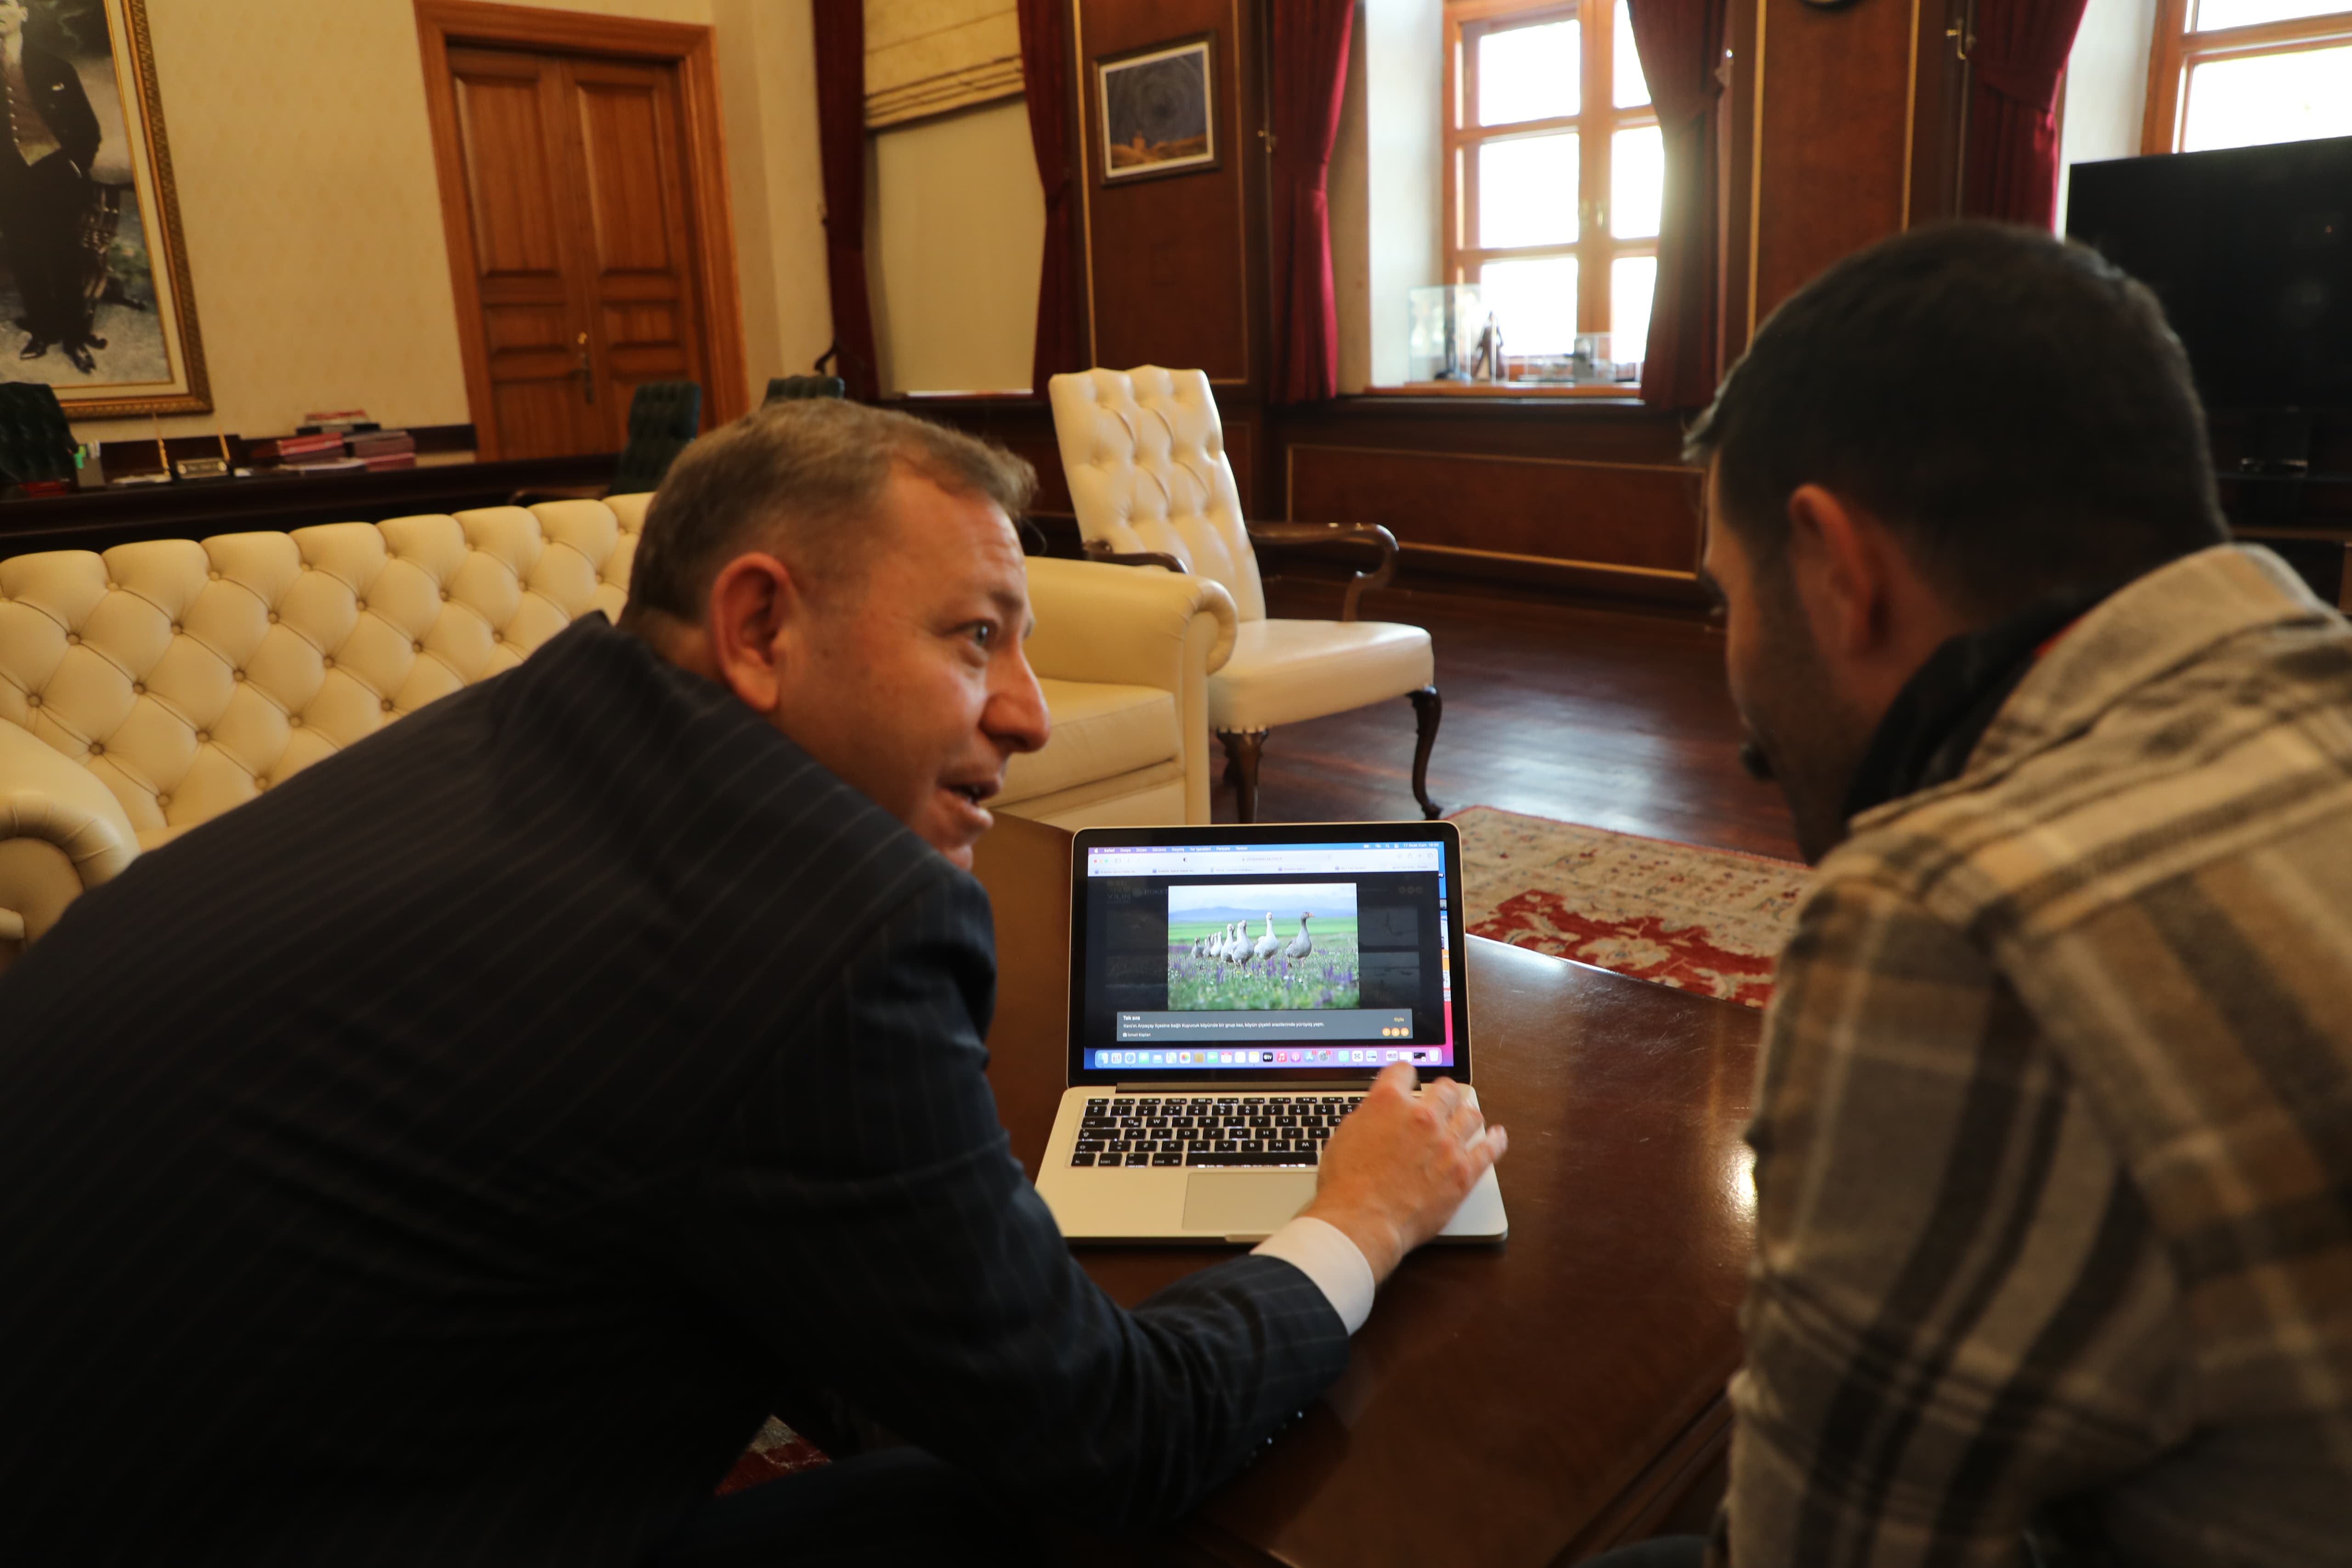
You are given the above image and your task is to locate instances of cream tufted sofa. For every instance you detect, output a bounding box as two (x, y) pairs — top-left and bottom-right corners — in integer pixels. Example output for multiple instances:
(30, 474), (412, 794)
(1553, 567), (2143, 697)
(1049, 365), (1442, 823)
(0, 498), (1234, 968)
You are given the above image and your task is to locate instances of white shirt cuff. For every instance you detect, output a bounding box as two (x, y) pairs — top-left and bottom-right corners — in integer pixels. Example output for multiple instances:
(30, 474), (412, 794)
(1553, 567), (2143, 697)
(1251, 1215), (1376, 1334)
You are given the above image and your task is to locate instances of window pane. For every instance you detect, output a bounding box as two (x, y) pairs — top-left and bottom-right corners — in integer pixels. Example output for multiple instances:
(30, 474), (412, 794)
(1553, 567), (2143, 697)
(1611, 125), (1664, 237)
(2181, 46), (2352, 151)
(1481, 256), (1579, 356)
(2194, 0), (2351, 30)
(1479, 133), (1579, 248)
(1479, 18), (1579, 126)
(1611, 255), (1657, 368)
(1614, 0), (1651, 108)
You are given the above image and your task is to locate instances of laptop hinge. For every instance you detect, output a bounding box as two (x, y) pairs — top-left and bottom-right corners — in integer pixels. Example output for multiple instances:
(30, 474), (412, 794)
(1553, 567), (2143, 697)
(1112, 1078), (1373, 1093)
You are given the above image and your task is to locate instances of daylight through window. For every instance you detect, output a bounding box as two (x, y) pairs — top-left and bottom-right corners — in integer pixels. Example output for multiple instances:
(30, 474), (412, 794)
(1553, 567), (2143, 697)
(1443, 0), (1659, 378)
(2144, 0), (2352, 152)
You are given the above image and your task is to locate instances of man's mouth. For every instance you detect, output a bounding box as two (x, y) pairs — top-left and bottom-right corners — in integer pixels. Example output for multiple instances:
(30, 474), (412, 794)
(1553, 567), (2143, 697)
(945, 780), (998, 807)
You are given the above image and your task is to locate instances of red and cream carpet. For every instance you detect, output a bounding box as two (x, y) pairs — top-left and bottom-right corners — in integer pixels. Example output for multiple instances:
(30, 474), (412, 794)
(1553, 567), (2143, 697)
(1450, 806), (1811, 1010)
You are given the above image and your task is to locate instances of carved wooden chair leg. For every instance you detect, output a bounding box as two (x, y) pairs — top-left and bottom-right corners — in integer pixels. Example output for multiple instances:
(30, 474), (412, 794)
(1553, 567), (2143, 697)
(1408, 686), (1443, 820)
(1218, 729), (1268, 825)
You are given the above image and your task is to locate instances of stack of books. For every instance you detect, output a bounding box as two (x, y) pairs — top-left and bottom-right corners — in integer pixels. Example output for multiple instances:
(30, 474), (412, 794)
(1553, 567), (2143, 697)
(347, 429), (417, 472)
(249, 431), (351, 470)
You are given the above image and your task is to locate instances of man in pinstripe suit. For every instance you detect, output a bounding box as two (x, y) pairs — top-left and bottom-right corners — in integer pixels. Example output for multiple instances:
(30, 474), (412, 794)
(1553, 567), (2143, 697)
(0, 401), (1502, 1566)
(1601, 224), (2352, 1568)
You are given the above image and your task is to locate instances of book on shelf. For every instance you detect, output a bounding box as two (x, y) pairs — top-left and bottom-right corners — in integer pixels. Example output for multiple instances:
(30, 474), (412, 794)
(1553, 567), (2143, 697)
(346, 430), (415, 458)
(359, 451), (417, 472)
(282, 455), (366, 475)
(249, 432), (345, 460)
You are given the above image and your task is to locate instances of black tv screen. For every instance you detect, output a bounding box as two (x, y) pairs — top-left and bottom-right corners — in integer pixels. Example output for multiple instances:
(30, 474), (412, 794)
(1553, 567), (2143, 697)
(2065, 135), (2351, 411)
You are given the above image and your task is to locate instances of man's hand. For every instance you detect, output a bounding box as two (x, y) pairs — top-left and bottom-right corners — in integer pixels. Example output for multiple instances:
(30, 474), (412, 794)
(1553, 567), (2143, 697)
(1301, 1063), (1506, 1283)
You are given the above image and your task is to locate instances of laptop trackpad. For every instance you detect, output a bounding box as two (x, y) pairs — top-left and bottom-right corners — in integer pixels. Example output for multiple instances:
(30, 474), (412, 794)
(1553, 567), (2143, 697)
(1182, 1171), (1319, 1238)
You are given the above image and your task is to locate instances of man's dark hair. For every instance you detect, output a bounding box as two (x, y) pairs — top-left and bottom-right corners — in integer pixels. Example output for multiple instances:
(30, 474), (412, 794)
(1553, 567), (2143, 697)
(1686, 221), (2226, 619)
(622, 398), (1037, 626)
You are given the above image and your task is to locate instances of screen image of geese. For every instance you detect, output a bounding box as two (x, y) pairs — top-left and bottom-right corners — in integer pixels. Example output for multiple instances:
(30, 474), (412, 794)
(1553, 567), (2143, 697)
(1165, 882), (1361, 1012)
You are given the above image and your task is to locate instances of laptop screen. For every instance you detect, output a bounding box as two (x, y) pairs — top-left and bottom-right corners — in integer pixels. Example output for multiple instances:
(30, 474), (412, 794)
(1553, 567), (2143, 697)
(1066, 822), (1469, 1084)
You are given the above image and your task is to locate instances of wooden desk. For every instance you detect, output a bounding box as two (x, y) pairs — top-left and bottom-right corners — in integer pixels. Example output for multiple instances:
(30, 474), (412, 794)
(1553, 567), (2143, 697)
(972, 814), (1763, 1567)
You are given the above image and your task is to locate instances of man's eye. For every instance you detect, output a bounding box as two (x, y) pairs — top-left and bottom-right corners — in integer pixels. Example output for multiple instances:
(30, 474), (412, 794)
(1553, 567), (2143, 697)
(967, 623), (997, 648)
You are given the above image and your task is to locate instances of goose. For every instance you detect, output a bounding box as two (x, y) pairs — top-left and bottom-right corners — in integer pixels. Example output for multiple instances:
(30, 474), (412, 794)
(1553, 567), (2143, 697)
(1284, 912), (1315, 962)
(1224, 921), (1248, 963)
(1250, 912), (1283, 967)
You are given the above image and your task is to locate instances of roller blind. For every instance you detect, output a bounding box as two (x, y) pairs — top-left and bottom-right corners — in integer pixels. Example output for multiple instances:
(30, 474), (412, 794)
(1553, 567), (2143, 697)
(865, 0), (1023, 127)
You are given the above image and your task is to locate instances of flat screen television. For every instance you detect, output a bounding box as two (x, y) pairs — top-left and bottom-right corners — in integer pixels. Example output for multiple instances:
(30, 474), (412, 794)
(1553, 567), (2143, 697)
(2064, 135), (2352, 412)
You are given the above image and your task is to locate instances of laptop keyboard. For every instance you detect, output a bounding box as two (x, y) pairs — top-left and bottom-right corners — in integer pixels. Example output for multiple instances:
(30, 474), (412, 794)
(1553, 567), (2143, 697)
(1069, 1094), (1365, 1169)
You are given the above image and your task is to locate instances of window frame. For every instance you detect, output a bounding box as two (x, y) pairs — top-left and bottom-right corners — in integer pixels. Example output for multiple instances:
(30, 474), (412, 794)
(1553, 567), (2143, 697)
(1440, 0), (1657, 380)
(2140, 0), (2352, 153)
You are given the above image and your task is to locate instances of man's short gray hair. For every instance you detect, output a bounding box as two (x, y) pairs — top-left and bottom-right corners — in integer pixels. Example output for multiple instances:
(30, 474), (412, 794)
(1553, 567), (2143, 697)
(620, 399), (1037, 625)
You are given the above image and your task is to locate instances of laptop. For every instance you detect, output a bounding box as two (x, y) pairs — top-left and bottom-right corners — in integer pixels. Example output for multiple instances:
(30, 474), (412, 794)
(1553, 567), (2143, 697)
(1033, 820), (1508, 1244)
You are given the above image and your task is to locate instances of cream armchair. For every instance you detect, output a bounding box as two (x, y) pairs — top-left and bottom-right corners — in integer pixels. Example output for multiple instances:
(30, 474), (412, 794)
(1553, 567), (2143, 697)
(1001, 556), (1236, 828)
(1049, 366), (1441, 823)
(0, 498), (1225, 968)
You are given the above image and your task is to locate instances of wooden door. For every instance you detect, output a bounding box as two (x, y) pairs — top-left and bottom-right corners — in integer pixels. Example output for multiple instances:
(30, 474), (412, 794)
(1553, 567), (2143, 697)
(444, 45), (709, 459)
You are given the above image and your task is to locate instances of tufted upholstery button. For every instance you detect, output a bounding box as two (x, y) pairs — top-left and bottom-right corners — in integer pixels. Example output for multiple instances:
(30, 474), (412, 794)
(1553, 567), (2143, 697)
(355, 599), (367, 611)
(105, 581), (116, 591)
(322, 656), (334, 669)
(155, 794), (169, 808)
(233, 669), (246, 682)
(65, 632), (79, 645)
(24, 694), (38, 708)
(288, 715), (303, 727)
(379, 698), (394, 712)
(412, 640), (423, 653)
(208, 570), (220, 581)
(439, 589), (449, 601)
(131, 682), (144, 695)
(170, 623), (182, 634)
(267, 611), (279, 623)
(88, 742), (101, 755)
(195, 730), (209, 742)
(255, 776), (269, 790)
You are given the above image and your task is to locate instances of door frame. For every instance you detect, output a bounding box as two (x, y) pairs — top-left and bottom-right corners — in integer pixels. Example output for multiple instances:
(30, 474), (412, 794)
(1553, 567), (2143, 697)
(414, 0), (749, 459)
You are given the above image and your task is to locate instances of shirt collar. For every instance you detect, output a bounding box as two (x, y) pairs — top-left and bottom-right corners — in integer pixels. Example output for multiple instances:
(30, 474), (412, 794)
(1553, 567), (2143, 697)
(1847, 544), (2336, 831)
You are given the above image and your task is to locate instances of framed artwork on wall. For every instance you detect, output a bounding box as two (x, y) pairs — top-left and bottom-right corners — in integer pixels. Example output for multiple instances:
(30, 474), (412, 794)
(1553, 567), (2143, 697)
(0, 0), (207, 418)
(1095, 33), (1218, 185)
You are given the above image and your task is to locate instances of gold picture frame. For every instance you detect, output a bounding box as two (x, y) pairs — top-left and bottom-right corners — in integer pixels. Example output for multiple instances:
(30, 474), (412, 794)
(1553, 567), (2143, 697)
(0, 0), (209, 418)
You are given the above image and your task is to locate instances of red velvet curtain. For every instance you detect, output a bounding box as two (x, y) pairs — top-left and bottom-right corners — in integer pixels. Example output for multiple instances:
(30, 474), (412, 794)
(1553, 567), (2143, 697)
(1962, 0), (2092, 226)
(1268, 0), (1355, 404)
(812, 0), (879, 399)
(1017, 0), (1083, 394)
(1626, 0), (1727, 411)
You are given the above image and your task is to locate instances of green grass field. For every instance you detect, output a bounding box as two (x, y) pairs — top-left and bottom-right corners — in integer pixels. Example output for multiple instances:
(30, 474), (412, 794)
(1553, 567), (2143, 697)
(1166, 917), (1360, 1010)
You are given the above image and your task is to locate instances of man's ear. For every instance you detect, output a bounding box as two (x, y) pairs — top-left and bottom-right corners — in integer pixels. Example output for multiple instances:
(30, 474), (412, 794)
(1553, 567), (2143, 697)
(1784, 484), (1898, 661)
(703, 552), (800, 712)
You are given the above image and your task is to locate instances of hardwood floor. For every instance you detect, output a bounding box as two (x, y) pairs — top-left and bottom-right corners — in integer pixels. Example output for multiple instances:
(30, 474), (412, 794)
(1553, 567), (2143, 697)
(1229, 579), (1804, 863)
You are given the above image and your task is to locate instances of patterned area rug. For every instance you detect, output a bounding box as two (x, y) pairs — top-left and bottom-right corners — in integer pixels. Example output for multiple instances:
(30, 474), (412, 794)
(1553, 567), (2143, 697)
(1450, 806), (1811, 1009)
(719, 1417), (831, 1491)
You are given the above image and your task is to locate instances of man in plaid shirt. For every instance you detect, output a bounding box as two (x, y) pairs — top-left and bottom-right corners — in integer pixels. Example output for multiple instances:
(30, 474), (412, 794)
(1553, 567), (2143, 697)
(1607, 224), (2352, 1566)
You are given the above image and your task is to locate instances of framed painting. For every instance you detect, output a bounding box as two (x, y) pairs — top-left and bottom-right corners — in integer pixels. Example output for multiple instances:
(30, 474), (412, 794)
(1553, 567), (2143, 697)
(1095, 34), (1218, 185)
(0, 0), (207, 417)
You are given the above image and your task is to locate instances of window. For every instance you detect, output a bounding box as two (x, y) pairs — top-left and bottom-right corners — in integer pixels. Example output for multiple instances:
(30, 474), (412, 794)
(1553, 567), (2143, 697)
(2143, 0), (2352, 153)
(1442, 0), (1658, 377)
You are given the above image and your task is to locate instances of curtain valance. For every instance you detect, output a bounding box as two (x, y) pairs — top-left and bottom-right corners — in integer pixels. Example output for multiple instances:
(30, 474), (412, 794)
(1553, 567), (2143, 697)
(865, 0), (1023, 128)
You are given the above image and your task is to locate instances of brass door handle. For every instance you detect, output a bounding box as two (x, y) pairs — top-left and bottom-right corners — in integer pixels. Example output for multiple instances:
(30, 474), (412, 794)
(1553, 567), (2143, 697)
(575, 331), (594, 404)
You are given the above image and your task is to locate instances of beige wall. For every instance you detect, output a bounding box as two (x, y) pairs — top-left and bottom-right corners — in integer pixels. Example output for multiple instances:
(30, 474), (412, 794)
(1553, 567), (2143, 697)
(78, 0), (830, 448)
(870, 96), (1041, 395)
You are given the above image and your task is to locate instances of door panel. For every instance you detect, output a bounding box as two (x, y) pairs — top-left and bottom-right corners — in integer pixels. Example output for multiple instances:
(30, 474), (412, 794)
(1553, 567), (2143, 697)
(439, 46), (710, 458)
(448, 47), (599, 459)
(568, 57), (707, 449)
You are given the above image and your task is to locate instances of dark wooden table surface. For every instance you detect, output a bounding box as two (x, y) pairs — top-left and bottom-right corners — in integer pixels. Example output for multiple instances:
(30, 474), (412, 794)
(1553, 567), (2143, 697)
(971, 814), (1765, 1567)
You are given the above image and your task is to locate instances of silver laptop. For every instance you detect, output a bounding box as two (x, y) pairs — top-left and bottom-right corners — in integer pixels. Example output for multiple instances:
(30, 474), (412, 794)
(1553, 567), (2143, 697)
(1034, 821), (1507, 1244)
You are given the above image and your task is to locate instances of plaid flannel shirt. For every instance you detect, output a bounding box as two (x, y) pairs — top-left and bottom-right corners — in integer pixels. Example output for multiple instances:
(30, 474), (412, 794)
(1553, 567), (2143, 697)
(1721, 545), (2352, 1568)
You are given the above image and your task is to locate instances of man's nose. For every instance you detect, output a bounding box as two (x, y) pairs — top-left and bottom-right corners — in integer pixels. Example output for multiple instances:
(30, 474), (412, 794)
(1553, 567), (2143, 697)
(987, 650), (1051, 756)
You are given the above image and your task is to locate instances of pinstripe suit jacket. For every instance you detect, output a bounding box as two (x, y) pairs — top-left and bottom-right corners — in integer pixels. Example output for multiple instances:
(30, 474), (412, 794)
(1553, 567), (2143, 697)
(0, 614), (1348, 1566)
